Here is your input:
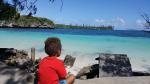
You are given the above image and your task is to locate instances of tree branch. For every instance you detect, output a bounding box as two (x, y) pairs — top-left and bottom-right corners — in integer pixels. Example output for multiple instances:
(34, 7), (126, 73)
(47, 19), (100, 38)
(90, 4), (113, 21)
(60, 0), (63, 11)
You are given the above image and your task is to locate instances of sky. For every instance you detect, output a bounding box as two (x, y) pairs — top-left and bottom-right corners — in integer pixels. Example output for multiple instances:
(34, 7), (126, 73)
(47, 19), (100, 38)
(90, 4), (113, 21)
(33, 0), (150, 30)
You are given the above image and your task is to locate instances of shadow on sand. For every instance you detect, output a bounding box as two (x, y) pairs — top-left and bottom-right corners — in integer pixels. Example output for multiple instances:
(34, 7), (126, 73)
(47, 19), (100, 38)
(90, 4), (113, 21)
(0, 62), (33, 84)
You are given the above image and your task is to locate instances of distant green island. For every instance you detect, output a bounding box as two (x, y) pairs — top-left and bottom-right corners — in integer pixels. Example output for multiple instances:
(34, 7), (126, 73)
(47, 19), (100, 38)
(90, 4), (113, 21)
(55, 24), (114, 30)
(0, 15), (55, 28)
(0, 15), (114, 30)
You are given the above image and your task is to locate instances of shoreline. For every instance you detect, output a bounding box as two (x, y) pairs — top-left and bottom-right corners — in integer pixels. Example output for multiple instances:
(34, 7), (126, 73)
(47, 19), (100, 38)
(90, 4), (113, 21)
(1, 47), (150, 74)
(0, 27), (114, 30)
(33, 50), (150, 74)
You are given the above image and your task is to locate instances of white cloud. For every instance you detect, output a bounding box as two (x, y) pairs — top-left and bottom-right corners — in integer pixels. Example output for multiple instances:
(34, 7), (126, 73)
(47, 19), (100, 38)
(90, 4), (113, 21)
(94, 17), (127, 30)
(136, 19), (145, 27)
(95, 17), (125, 26)
(116, 17), (125, 25)
(95, 19), (105, 23)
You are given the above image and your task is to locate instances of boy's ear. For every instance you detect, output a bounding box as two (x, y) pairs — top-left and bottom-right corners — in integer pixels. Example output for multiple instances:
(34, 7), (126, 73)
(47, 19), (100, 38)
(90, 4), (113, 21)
(57, 50), (61, 57)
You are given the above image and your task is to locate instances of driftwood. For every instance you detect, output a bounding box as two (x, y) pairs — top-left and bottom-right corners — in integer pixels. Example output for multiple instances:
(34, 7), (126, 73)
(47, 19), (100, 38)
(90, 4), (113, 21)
(31, 48), (35, 62)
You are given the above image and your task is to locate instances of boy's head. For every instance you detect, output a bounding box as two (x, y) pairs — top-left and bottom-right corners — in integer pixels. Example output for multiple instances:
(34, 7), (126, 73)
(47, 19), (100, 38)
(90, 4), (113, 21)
(44, 37), (62, 57)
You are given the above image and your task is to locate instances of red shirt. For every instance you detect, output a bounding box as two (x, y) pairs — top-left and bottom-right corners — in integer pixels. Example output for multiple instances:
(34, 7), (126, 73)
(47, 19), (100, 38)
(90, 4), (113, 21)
(38, 56), (67, 84)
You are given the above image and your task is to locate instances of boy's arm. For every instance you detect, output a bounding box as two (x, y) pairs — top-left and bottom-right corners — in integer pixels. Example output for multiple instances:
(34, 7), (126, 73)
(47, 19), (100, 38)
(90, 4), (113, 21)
(56, 60), (76, 84)
(56, 61), (67, 79)
(66, 74), (75, 84)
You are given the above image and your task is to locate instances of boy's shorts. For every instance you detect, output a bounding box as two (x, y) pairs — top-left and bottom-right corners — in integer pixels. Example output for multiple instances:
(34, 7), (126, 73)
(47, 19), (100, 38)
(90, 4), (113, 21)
(59, 80), (67, 84)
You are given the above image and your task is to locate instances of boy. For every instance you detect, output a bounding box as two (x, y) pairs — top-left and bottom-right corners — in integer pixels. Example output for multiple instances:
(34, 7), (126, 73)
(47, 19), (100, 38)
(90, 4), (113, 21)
(38, 37), (75, 84)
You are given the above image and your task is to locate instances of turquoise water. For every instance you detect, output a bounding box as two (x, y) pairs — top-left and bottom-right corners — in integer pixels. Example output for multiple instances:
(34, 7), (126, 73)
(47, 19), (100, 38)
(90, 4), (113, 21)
(0, 28), (150, 72)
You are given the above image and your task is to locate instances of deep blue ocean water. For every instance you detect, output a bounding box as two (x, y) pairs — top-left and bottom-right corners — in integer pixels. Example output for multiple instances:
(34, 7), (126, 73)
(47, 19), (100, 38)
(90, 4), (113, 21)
(1, 28), (150, 37)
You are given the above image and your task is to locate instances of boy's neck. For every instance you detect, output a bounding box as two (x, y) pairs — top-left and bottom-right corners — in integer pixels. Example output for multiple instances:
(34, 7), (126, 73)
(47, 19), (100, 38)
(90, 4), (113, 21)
(49, 55), (58, 57)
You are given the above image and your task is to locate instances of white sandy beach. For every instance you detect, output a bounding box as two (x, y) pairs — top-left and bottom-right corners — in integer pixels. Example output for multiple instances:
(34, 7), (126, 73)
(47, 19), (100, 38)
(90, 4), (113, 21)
(74, 76), (150, 84)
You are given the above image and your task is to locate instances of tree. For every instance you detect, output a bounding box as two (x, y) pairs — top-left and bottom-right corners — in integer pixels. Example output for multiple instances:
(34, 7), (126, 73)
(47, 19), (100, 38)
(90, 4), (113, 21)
(141, 13), (150, 29)
(5, 0), (63, 16)
(0, 0), (62, 20)
(0, 1), (17, 20)
(9, 0), (38, 16)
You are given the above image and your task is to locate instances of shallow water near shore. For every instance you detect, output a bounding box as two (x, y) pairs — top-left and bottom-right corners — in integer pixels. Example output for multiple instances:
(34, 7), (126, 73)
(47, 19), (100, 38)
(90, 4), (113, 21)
(0, 28), (150, 72)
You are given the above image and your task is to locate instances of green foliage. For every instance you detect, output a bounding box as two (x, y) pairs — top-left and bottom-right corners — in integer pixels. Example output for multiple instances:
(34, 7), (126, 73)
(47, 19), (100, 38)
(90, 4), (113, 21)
(14, 15), (54, 27)
(0, 1), (17, 20)
(14, 13), (20, 20)
(37, 17), (54, 25)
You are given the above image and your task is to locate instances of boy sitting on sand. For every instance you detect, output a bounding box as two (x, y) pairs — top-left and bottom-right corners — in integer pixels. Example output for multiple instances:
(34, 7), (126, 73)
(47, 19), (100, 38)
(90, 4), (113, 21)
(38, 37), (77, 84)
